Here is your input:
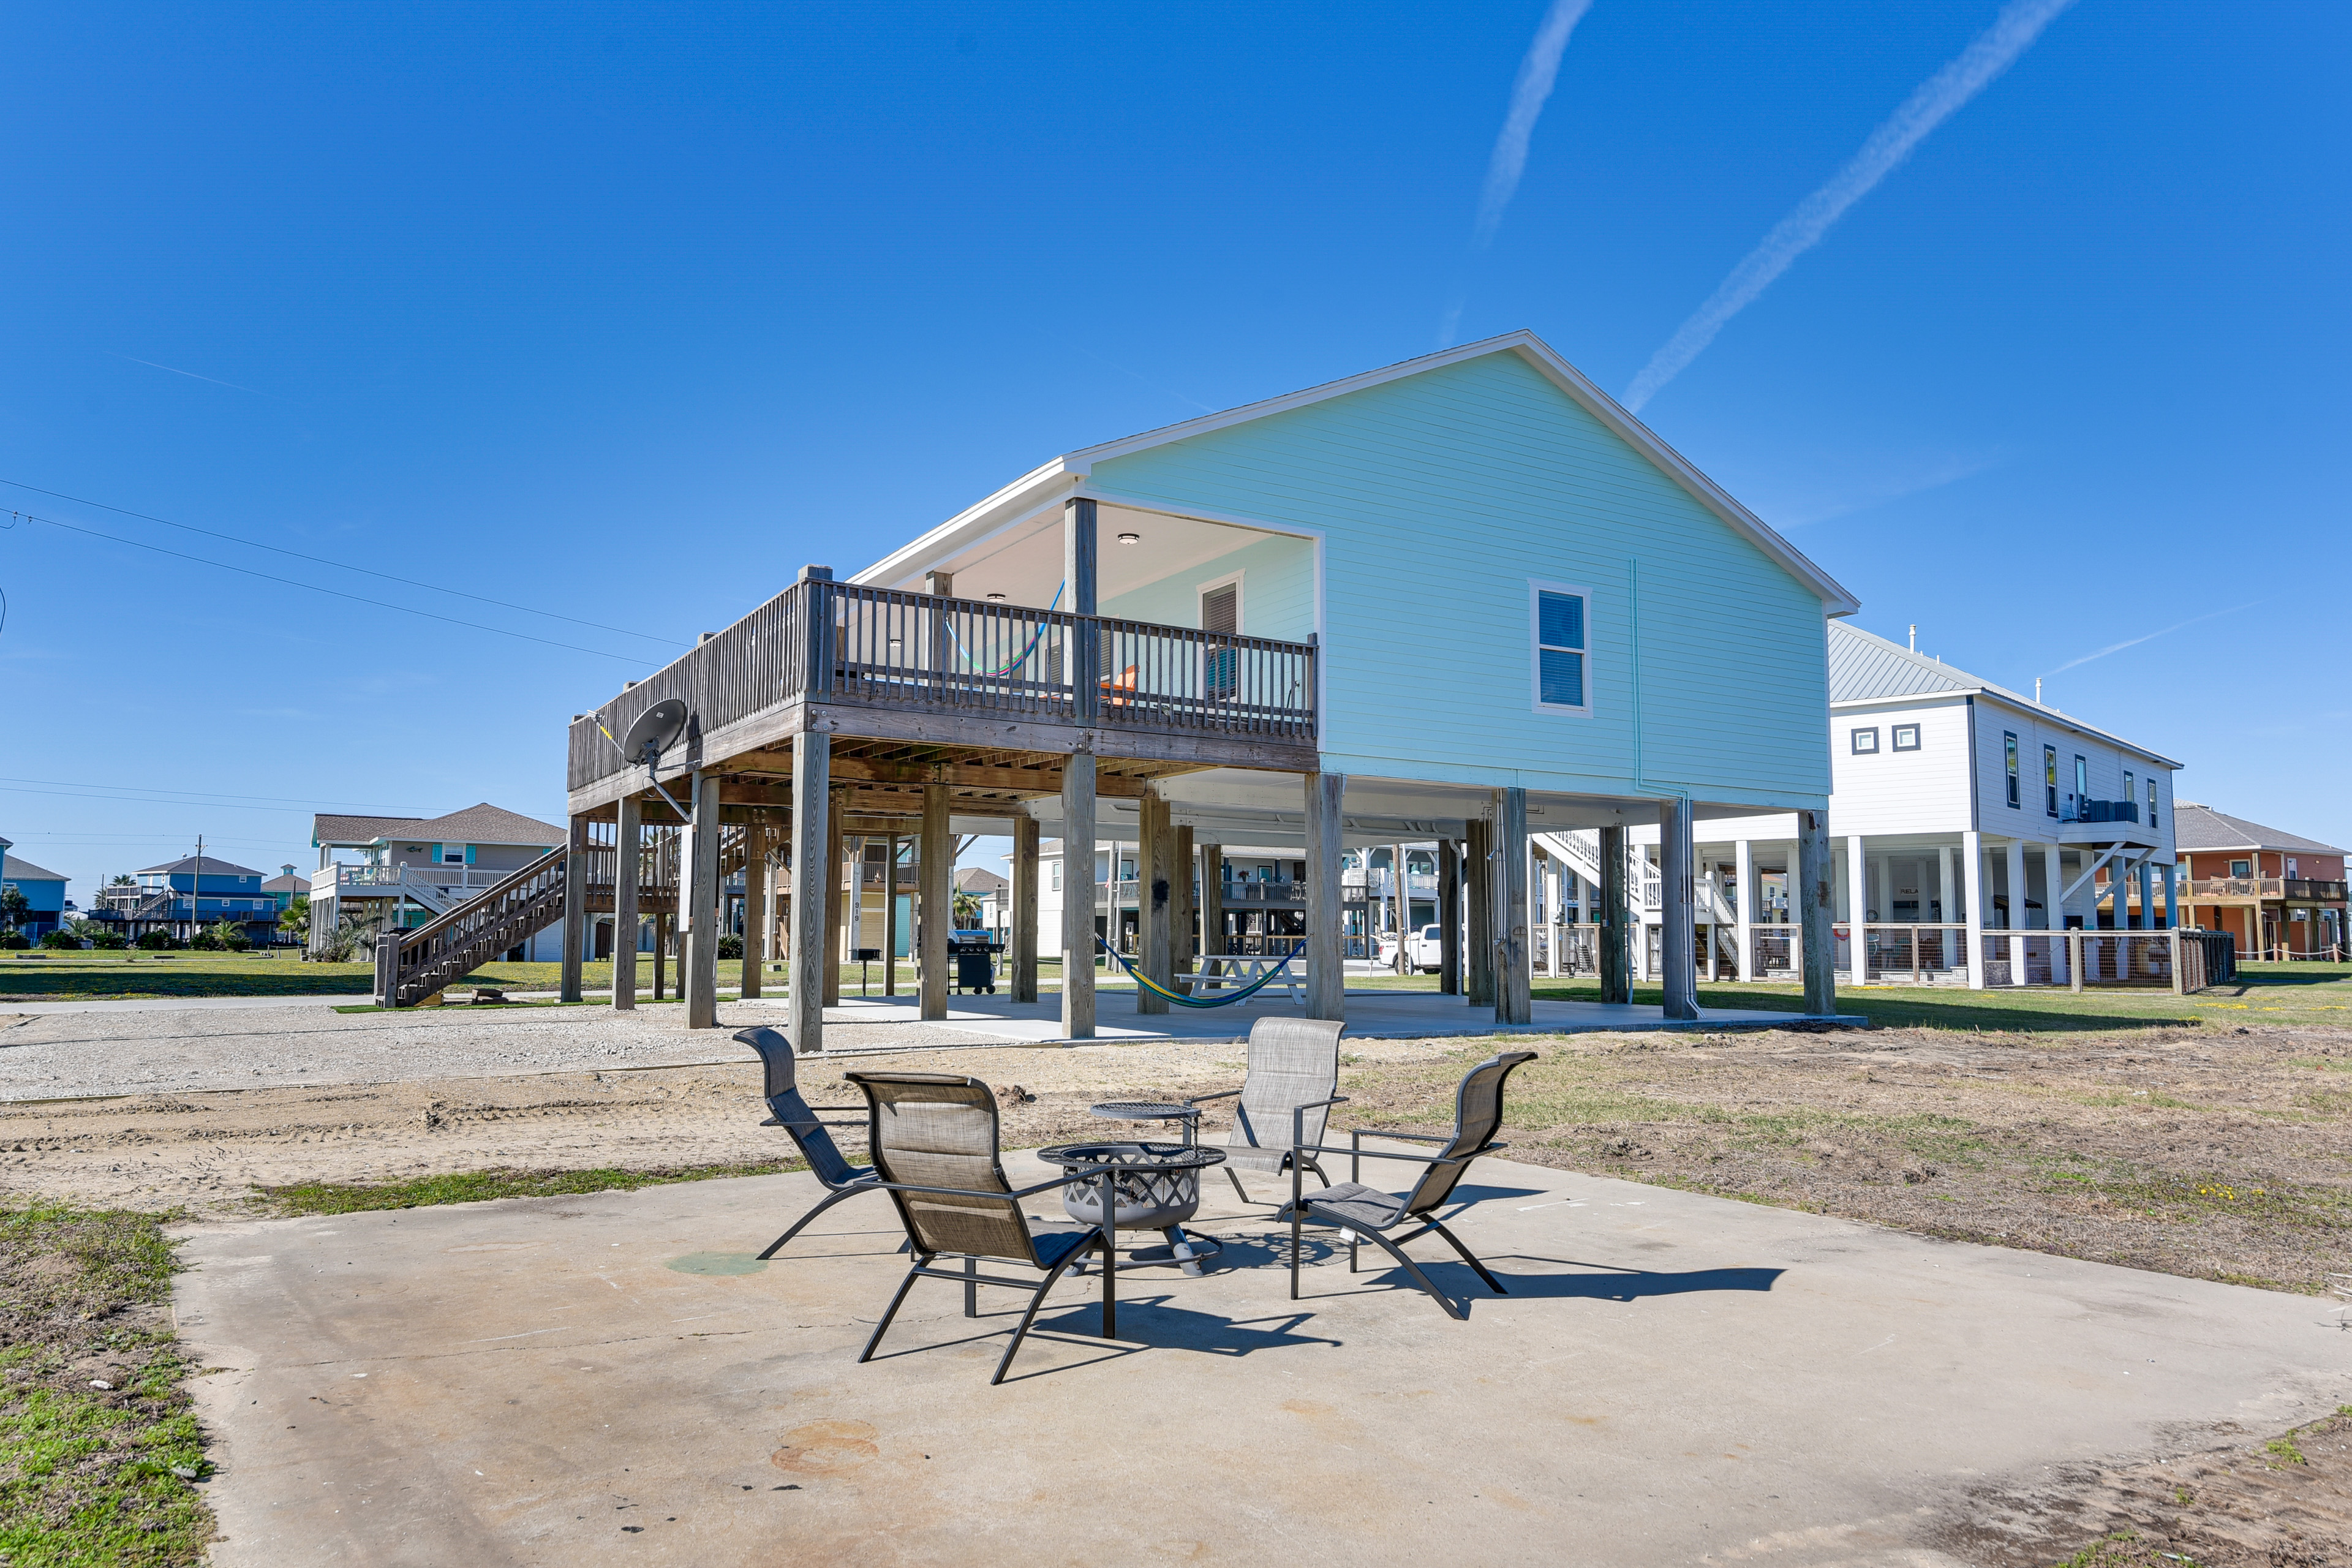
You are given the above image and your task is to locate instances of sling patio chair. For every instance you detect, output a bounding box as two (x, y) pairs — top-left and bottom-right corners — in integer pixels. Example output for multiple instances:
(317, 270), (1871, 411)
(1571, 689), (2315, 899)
(736, 1027), (888, 1261)
(1280, 1049), (1537, 1321)
(1184, 1016), (1345, 1204)
(847, 1070), (1125, 1385)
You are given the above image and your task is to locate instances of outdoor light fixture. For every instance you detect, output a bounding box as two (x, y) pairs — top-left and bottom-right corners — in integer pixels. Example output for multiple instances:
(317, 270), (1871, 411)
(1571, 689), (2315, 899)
(986, 592), (1006, 600)
(1117, 532), (1140, 544)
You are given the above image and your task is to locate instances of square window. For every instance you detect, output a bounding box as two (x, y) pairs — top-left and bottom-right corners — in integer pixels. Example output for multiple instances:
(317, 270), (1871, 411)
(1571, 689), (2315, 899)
(1891, 724), (1920, 752)
(1851, 728), (1879, 754)
(1529, 582), (1592, 714)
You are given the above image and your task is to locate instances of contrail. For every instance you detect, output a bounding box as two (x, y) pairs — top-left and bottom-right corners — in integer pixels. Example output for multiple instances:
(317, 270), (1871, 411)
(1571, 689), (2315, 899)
(1623, 0), (2075, 413)
(1440, 0), (1595, 345)
(2041, 601), (2256, 679)
(105, 351), (293, 401)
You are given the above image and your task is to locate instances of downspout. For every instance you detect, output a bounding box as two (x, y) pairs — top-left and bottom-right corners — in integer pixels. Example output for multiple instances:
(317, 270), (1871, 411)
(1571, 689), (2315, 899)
(1628, 558), (1646, 797)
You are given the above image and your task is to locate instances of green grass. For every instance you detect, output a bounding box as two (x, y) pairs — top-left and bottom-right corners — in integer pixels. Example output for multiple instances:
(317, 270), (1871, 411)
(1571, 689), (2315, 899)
(0, 1201), (215, 1567)
(257, 1156), (808, 1216)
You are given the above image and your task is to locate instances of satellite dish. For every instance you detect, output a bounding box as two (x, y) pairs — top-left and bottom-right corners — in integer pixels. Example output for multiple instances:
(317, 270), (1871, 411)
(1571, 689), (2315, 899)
(619, 699), (688, 766)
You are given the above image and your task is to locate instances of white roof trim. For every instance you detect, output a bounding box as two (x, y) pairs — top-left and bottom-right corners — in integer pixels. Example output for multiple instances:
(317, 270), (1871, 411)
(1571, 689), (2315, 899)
(854, 330), (1860, 615)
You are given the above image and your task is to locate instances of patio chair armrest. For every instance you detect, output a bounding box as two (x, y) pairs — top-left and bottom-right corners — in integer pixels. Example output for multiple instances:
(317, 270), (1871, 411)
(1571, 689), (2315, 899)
(869, 1173), (1098, 1204)
(1182, 1087), (1240, 1107)
(1348, 1128), (1452, 1144)
(760, 1117), (867, 1129)
(1296, 1142), (1466, 1169)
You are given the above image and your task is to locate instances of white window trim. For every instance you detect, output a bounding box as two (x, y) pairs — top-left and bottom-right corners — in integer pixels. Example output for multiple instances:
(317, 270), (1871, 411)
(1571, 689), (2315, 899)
(1197, 570), (1244, 635)
(1527, 578), (1594, 717)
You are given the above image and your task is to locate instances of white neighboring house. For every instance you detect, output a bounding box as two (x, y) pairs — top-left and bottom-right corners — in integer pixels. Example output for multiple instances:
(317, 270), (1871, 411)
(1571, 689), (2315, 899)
(309, 803), (569, 961)
(1529, 620), (2180, 989)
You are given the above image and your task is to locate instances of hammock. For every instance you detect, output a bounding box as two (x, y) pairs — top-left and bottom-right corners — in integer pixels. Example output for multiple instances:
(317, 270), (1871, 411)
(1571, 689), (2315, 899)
(943, 582), (1065, 677)
(1096, 937), (1299, 1009)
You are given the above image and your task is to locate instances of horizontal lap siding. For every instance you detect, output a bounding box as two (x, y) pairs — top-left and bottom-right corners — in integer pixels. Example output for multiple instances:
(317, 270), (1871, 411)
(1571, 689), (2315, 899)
(1098, 532), (1315, 641)
(1830, 699), (1975, 837)
(1973, 698), (2177, 857)
(1091, 352), (1830, 805)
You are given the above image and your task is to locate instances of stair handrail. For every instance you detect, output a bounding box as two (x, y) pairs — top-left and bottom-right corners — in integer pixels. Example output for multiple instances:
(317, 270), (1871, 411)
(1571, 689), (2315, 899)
(378, 843), (573, 1006)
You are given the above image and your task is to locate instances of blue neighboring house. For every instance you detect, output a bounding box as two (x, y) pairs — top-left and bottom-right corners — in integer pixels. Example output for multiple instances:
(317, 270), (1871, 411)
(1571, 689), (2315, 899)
(0, 854), (69, 939)
(130, 854), (278, 944)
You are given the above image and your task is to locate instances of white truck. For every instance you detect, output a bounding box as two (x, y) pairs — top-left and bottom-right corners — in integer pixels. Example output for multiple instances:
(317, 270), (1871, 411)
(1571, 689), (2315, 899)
(1374, 924), (1446, 973)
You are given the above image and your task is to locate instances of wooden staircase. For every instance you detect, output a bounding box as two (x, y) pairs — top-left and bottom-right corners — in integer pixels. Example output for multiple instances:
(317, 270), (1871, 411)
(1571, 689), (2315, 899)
(375, 846), (572, 1007)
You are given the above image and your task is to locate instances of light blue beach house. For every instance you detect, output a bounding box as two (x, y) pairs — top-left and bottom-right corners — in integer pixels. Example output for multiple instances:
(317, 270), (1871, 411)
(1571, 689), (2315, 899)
(496, 332), (1858, 1040)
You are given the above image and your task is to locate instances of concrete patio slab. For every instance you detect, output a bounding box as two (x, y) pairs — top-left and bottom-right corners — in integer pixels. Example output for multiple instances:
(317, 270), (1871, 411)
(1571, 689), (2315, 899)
(805, 987), (1857, 1046)
(175, 1151), (2348, 1566)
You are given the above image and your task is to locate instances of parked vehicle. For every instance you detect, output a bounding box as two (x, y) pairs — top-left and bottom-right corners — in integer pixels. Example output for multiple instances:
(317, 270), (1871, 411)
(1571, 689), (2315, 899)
(1375, 924), (1446, 973)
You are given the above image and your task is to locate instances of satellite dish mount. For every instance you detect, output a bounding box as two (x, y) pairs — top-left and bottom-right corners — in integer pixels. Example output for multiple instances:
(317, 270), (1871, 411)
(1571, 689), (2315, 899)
(604, 699), (691, 820)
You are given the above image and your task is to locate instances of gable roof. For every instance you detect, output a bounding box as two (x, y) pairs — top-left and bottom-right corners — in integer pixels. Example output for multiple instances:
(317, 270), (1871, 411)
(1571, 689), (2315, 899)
(956, 866), (1008, 894)
(137, 854), (263, 878)
(1828, 622), (2182, 769)
(854, 331), (1860, 616)
(2172, 803), (2345, 856)
(262, 873), (308, 894)
(0, 856), (66, 883)
(312, 803), (565, 848)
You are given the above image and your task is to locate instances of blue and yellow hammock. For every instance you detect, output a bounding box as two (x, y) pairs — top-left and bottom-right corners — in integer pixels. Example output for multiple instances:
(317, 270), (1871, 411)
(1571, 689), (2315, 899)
(1096, 937), (1298, 1008)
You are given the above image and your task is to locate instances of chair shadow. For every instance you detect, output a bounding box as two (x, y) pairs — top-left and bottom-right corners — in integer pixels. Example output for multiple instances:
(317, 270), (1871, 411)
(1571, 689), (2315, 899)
(1296, 1248), (1785, 1310)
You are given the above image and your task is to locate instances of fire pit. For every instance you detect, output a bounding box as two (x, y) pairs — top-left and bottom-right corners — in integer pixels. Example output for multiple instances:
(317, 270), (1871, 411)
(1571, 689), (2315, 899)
(1036, 1142), (1226, 1275)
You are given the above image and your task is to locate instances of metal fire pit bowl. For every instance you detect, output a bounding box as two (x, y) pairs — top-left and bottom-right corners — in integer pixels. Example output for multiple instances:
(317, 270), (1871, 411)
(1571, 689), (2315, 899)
(1041, 1142), (1224, 1231)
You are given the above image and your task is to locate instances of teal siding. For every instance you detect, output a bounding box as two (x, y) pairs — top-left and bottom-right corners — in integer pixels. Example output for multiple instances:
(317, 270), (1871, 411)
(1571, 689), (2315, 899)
(1090, 350), (1831, 807)
(1098, 531), (1314, 641)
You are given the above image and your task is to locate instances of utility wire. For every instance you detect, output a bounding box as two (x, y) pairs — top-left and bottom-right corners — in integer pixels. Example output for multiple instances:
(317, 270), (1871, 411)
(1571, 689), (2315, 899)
(18, 510), (651, 663)
(0, 775), (432, 811)
(0, 784), (346, 815)
(1, 478), (683, 647)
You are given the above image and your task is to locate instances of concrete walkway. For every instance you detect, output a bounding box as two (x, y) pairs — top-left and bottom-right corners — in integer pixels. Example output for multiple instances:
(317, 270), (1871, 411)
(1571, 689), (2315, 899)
(176, 1153), (2349, 1566)
(805, 987), (1857, 1044)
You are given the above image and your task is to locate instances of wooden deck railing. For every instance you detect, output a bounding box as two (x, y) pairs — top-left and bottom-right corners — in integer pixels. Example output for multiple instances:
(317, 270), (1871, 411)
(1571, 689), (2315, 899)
(570, 578), (1317, 793)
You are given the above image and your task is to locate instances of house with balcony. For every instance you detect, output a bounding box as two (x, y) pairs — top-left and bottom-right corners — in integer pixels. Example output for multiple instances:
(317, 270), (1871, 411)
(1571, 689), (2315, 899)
(309, 803), (568, 960)
(2171, 804), (2346, 959)
(538, 329), (1863, 1043)
(94, 855), (280, 944)
(1596, 620), (2180, 989)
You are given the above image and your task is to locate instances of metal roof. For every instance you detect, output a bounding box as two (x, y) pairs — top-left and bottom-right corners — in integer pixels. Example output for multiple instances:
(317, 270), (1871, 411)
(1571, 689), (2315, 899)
(2171, 802), (2345, 856)
(0, 856), (67, 881)
(135, 854), (265, 878)
(312, 802), (564, 848)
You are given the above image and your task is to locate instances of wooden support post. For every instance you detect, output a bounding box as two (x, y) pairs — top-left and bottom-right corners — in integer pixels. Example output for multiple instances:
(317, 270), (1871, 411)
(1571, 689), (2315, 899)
(684, 771), (721, 1029)
(1495, 789), (1531, 1025)
(2046, 842), (2070, 984)
(1439, 838), (1462, 995)
(919, 783), (950, 1020)
(822, 793), (845, 1008)
(1135, 786), (1169, 1016)
(1390, 840), (1411, 974)
(1304, 771), (1345, 1022)
(560, 815), (588, 1003)
(1798, 809), (1835, 1016)
(1599, 823), (1630, 1006)
(1061, 751), (1097, 1038)
(883, 835), (899, 996)
(1659, 797), (1698, 1021)
(612, 796), (640, 1011)
(2069, 928), (2084, 993)
(1066, 499), (1099, 721)
(652, 913), (667, 1000)
(789, 730), (831, 1054)
(1962, 829), (1986, 990)
(1466, 817), (1494, 1007)
(740, 820), (766, 999)
(1011, 814), (1039, 1003)
(1197, 840), (1226, 960)
(1734, 838), (1755, 982)
(1174, 824), (1195, 978)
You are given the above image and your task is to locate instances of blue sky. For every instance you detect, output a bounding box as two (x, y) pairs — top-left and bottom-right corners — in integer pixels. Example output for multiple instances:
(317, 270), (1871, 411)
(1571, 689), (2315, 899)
(2, 0), (2344, 899)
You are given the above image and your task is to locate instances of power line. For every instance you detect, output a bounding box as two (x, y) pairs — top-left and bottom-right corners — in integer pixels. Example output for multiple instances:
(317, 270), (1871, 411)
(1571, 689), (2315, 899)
(15, 509), (653, 663)
(0, 783), (369, 815)
(0, 478), (682, 647)
(0, 775), (433, 811)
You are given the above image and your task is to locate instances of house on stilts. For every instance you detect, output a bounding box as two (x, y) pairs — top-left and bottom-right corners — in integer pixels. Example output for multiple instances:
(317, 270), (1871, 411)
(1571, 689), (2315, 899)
(378, 331), (1862, 1037)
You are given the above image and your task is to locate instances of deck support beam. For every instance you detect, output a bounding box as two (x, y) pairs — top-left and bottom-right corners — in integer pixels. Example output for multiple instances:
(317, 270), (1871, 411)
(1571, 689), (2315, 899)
(1174, 824), (1195, 978)
(1466, 817), (1494, 1008)
(1659, 797), (1698, 1021)
(1136, 786), (1171, 1015)
(1304, 771), (1344, 1021)
(822, 795), (846, 1008)
(684, 771), (721, 1029)
(1439, 838), (1461, 995)
(790, 732), (831, 1053)
(920, 783), (949, 1020)
(740, 820), (766, 999)
(612, 797), (640, 1011)
(1798, 808), (1836, 1016)
(1600, 824), (1630, 1005)
(1060, 751), (1097, 1038)
(560, 815), (588, 1003)
(1494, 788), (1531, 1025)
(1011, 814), (1039, 1003)
(1962, 829), (1987, 990)
(1197, 840), (1225, 959)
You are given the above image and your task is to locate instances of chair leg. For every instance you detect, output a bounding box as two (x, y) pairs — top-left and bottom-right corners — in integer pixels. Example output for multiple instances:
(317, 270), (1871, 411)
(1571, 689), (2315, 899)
(1322, 1210), (1465, 1321)
(963, 1255), (978, 1318)
(1425, 1218), (1506, 1295)
(857, 1262), (927, 1363)
(756, 1183), (870, 1261)
(991, 1229), (1101, 1386)
(1225, 1166), (1251, 1204)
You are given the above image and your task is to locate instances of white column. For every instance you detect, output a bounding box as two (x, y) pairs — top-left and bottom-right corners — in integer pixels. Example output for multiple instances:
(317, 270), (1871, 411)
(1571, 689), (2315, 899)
(1845, 833), (1866, 979)
(1734, 838), (1755, 982)
(1962, 830), (1986, 990)
(2005, 838), (2030, 986)
(2045, 843), (2069, 984)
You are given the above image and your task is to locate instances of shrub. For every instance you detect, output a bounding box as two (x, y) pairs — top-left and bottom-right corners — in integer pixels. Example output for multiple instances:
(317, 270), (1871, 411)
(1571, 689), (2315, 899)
(89, 929), (128, 949)
(134, 930), (180, 950)
(718, 933), (745, 960)
(39, 929), (83, 950)
(0, 931), (29, 950)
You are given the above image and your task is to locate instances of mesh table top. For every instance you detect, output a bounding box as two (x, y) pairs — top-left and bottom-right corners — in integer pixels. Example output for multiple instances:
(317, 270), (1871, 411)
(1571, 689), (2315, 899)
(1088, 1100), (1199, 1121)
(1038, 1142), (1227, 1172)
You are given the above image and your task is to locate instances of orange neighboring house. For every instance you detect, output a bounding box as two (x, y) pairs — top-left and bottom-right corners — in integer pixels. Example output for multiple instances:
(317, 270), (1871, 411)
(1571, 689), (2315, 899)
(2168, 803), (2346, 960)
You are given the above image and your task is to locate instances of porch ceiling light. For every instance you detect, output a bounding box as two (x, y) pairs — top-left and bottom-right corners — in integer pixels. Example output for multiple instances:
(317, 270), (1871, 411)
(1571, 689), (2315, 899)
(1116, 532), (1140, 544)
(986, 592), (1007, 600)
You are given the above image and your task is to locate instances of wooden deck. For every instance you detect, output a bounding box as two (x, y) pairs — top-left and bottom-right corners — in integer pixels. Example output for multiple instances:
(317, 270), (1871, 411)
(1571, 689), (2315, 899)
(567, 578), (1319, 817)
